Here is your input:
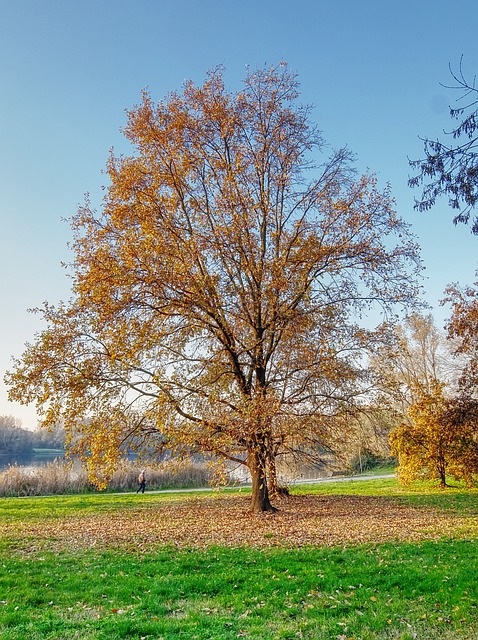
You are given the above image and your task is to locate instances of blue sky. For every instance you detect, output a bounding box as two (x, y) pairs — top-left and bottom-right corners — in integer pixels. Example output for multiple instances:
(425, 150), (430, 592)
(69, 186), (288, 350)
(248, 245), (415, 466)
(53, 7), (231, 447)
(1, 0), (477, 428)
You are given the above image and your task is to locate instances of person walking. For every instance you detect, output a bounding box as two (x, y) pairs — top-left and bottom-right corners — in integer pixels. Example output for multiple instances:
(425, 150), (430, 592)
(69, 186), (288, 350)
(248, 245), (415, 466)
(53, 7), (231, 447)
(136, 469), (146, 494)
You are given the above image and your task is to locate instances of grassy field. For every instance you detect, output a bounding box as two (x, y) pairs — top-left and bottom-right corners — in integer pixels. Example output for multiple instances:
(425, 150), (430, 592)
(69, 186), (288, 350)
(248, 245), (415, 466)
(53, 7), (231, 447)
(1, 478), (478, 639)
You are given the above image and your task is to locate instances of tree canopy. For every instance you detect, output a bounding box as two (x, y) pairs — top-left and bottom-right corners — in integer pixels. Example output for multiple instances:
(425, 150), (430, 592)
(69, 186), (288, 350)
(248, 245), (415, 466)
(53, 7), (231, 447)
(5, 64), (422, 511)
(409, 57), (478, 233)
(390, 384), (478, 488)
(0, 416), (33, 456)
(372, 312), (465, 415)
(444, 276), (478, 392)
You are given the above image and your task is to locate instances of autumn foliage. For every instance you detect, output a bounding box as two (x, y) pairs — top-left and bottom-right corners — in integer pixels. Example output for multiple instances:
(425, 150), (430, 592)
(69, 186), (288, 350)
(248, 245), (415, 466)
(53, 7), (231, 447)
(390, 384), (478, 488)
(6, 64), (422, 511)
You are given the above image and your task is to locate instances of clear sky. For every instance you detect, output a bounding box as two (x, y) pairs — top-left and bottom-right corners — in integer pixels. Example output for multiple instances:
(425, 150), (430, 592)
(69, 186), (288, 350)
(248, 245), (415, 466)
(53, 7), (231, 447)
(1, 0), (477, 428)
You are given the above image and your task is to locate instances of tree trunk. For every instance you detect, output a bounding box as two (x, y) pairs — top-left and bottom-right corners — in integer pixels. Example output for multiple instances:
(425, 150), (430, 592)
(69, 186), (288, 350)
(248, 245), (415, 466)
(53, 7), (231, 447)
(438, 453), (448, 488)
(267, 453), (279, 498)
(248, 447), (277, 513)
(439, 465), (447, 489)
(267, 452), (289, 497)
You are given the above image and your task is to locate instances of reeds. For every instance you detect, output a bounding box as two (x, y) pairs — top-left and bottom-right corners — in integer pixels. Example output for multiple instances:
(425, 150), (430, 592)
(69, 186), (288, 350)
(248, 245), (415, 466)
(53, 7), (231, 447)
(0, 458), (214, 497)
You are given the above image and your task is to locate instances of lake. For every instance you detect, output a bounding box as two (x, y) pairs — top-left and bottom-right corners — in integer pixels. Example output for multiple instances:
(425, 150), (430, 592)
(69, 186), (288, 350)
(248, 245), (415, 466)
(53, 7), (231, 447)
(0, 452), (336, 482)
(0, 451), (65, 472)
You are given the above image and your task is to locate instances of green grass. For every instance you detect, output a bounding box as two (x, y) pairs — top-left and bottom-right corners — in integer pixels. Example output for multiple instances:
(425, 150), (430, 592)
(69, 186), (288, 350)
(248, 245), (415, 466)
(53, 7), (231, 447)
(1, 541), (477, 639)
(0, 489), (212, 523)
(5, 474), (476, 524)
(297, 476), (478, 514)
(2, 478), (478, 639)
(357, 463), (396, 476)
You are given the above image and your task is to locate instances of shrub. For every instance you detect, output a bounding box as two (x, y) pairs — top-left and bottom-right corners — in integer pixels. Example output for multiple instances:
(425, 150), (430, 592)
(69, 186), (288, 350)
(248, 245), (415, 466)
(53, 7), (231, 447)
(349, 450), (396, 474)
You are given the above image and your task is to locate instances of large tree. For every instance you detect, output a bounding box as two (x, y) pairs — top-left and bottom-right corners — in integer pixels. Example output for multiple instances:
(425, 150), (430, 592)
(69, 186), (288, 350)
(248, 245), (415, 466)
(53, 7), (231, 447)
(409, 57), (478, 233)
(5, 65), (422, 512)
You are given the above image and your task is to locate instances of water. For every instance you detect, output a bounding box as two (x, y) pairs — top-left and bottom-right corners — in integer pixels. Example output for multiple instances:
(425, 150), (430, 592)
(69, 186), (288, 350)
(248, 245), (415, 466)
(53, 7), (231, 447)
(1, 452), (337, 482)
(0, 452), (65, 472)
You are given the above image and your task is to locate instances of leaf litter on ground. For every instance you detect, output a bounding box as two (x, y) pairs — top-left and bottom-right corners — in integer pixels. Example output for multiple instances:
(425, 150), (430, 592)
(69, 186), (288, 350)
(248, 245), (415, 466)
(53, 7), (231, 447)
(2, 493), (477, 552)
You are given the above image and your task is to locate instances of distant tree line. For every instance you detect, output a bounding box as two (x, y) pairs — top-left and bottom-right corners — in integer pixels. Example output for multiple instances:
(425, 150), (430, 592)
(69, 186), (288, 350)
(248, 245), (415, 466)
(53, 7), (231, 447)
(0, 416), (65, 456)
